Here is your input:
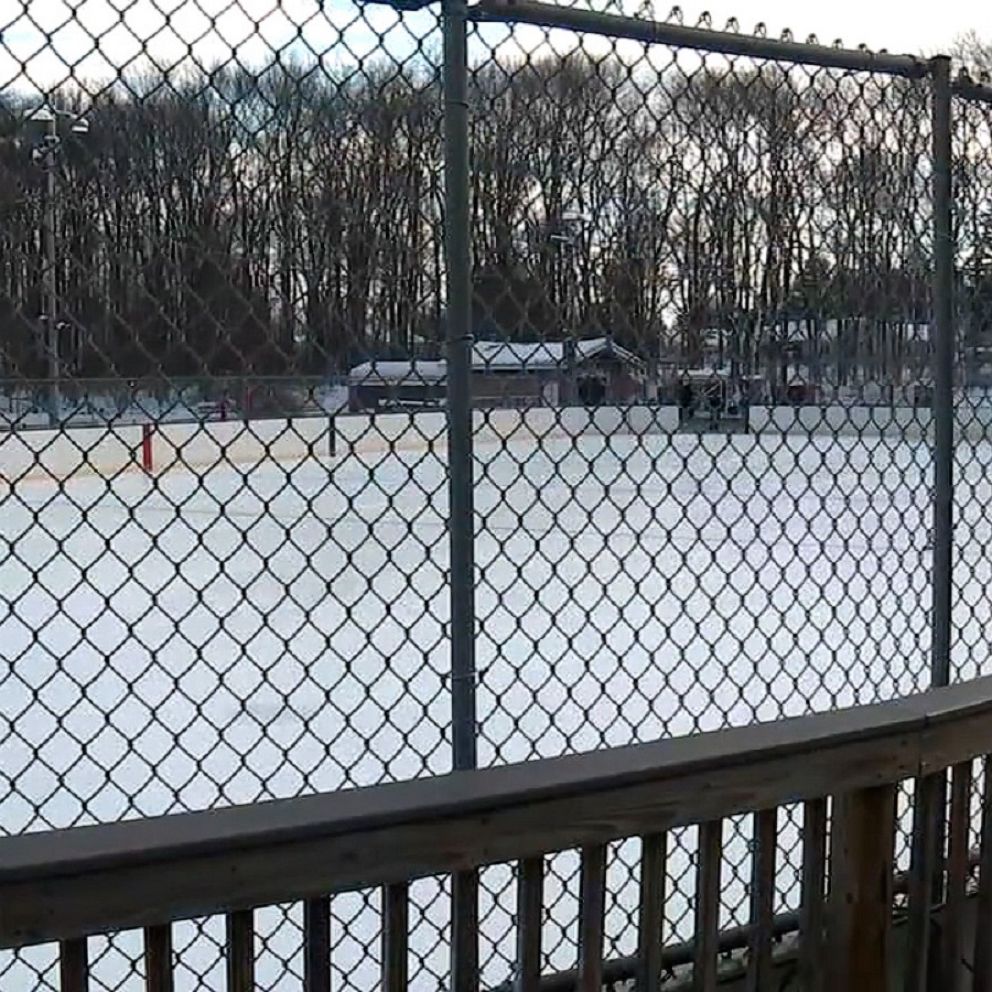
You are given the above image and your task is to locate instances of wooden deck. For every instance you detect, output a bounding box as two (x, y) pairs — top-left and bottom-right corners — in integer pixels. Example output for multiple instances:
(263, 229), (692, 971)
(4, 678), (992, 989)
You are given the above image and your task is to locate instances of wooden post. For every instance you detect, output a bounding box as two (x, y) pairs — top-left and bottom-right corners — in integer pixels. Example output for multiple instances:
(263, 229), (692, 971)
(515, 857), (544, 992)
(799, 798), (828, 992)
(637, 834), (666, 992)
(59, 938), (88, 992)
(382, 883), (408, 992)
(693, 820), (723, 992)
(904, 776), (941, 992)
(577, 845), (607, 992)
(144, 925), (174, 992)
(974, 756), (992, 992)
(944, 763), (973, 992)
(746, 808), (778, 992)
(226, 910), (254, 992)
(826, 784), (896, 991)
(304, 897), (332, 992)
(452, 869), (478, 992)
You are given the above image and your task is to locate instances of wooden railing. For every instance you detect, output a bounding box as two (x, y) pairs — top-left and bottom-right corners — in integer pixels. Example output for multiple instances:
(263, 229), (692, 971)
(4, 678), (992, 991)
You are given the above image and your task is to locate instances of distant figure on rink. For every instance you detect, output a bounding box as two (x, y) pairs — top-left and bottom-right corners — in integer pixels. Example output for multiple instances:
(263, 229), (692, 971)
(678, 377), (694, 424)
(707, 381), (721, 428)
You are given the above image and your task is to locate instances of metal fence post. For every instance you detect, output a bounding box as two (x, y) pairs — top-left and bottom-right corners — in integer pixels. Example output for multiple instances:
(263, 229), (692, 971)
(930, 54), (954, 690)
(443, 4), (479, 991)
(443, 0), (476, 777)
(42, 115), (60, 427)
(926, 54), (955, 918)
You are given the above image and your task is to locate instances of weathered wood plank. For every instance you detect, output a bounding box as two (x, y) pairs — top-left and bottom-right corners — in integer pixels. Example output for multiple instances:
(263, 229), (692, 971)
(577, 845), (607, 992)
(144, 924), (173, 992)
(304, 896), (331, 992)
(693, 819), (722, 992)
(745, 809), (776, 992)
(6, 680), (992, 951)
(974, 757), (992, 992)
(59, 937), (88, 992)
(637, 834), (666, 992)
(383, 883), (408, 992)
(798, 798), (827, 992)
(226, 909), (254, 992)
(943, 762), (972, 991)
(515, 857), (543, 992)
(0, 730), (921, 950)
(920, 708), (992, 773)
(826, 784), (896, 991)
(903, 776), (940, 992)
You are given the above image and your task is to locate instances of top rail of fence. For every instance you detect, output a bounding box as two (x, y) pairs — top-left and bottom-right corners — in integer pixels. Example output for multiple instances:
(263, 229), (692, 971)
(472, 0), (992, 93)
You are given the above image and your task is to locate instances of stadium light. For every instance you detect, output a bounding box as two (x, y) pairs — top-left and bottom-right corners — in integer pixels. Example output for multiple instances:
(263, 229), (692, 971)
(21, 104), (92, 427)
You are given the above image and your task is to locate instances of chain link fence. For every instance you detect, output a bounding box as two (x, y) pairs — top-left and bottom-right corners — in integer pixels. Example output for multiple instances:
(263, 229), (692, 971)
(2, 0), (992, 988)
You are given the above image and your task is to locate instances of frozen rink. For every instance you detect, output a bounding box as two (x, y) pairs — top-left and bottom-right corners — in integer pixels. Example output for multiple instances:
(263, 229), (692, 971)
(2, 424), (991, 988)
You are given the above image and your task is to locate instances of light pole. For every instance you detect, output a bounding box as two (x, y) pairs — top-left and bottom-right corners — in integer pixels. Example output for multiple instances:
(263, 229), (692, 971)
(548, 210), (589, 405)
(25, 105), (90, 427)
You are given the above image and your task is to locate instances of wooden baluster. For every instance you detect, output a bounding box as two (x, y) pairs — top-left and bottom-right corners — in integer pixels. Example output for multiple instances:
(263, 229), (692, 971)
(904, 775), (941, 992)
(304, 897), (332, 992)
(693, 819), (723, 992)
(144, 925), (174, 992)
(799, 798), (827, 992)
(973, 757), (992, 992)
(746, 809), (777, 992)
(826, 784), (896, 991)
(577, 845), (607, 992)
(637, 834), (666, 992)
(515, 857), (543, 992)
(60, 938), (88, 992)
(452, 870), (478, 992)
(383, 883), (408, 992)
(226, 909), (254, 992)
(944, 762), (972, 991)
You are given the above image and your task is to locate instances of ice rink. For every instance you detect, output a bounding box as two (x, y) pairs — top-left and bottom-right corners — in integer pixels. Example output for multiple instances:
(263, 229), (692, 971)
(2, 423), (990, 988)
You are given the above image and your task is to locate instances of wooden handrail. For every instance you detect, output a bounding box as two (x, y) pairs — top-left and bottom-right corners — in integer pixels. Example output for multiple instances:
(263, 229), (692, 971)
(2, 677), (992, 951)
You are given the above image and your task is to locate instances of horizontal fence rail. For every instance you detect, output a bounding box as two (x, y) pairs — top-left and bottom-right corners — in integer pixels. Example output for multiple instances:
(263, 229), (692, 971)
(3, 680), (992, 989)
(472, 0), (932, 76)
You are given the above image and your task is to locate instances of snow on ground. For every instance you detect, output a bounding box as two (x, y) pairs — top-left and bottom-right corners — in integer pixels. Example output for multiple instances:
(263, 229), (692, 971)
(2, 427), (989, 989)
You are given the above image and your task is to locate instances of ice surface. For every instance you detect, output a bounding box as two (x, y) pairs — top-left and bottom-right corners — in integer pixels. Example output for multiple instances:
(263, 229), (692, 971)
(2, 427), (988, 989)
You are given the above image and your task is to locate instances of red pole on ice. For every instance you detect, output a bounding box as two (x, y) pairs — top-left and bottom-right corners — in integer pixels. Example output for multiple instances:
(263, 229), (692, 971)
(141, 423), (153, 474)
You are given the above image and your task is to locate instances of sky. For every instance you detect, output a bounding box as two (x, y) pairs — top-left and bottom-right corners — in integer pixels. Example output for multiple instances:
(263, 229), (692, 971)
(2, 0), (991, 95)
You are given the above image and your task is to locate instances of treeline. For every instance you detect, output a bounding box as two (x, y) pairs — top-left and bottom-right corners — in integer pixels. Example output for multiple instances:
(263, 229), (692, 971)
(2, 51), (992, 383)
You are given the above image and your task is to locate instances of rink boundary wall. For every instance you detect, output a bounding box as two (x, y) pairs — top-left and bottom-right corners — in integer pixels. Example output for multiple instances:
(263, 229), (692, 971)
(2, 404), (990, 484)
(0, 407), (682, 483)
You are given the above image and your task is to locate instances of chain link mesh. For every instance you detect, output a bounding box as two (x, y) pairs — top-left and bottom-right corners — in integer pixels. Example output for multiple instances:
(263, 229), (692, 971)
(466, 20), (936, 970)
(953, 86), (992, 684)
(0, 0), (988, 989)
